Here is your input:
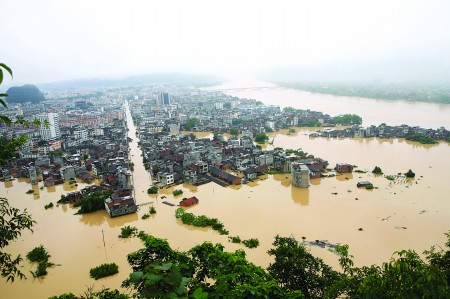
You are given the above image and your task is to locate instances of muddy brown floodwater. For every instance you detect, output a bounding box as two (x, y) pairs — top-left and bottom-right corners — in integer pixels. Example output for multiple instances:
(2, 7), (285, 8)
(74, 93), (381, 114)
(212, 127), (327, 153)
(1, 97), (450, 298)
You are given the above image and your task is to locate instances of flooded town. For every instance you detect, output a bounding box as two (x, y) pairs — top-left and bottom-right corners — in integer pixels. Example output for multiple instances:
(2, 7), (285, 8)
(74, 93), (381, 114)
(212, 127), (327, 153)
(1, 81), (450, 298)
(4, 1), (450, 297)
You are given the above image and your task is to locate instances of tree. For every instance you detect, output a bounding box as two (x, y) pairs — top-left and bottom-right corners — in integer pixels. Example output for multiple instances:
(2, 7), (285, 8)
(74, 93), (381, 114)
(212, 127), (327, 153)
(255, 132), (269, 144)
(425, 231), (450, 286)
(283, 106), (296, 113)
(147, 186), (158, 194)
(372, 166), (383, 174)
(267, 236), (339, 298)
(185, 118), (198, 130)
(50, 288), (129, 299)
(229, 128), (239, 136)
(124, 233), (302, 298)
(223, 102), (231, 109)
(405, 169), (415, 178)
(0, 197), (36, 282)
(173, 189), (183, 196)
(330, 114), (362, 125)
(330, 242), (450, 298)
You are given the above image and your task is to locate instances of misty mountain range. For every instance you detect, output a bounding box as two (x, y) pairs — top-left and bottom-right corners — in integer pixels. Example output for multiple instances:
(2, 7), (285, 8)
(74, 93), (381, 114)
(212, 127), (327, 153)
(257, 59), (450, 84)
(34, 73), (224, 91)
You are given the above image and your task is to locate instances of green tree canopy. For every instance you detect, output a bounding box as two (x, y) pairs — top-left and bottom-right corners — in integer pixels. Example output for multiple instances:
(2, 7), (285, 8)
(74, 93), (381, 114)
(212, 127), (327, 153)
(255, 132), (269, 144)
(229, 128), (239, 135)
(185, 118), (199, 130)
(330, 114), (362, 125)
(372, 166), (383, 174)
(268, 236), (339, 298)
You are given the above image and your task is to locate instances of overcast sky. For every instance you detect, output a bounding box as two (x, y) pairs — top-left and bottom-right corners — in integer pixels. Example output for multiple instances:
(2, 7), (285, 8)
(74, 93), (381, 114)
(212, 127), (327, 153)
(1, 0), (450, 84)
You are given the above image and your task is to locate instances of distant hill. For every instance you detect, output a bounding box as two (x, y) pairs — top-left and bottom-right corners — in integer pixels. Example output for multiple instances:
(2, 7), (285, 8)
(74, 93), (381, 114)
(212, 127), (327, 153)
(6, 84), (45, 104)
(37, 73), (223, 91)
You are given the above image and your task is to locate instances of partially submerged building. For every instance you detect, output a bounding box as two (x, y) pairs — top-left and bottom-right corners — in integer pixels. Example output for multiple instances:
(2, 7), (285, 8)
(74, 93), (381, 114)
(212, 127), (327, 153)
(104, 194), (137, 217)
(291, 162), (310, 188)
(179, 196), (199, 207)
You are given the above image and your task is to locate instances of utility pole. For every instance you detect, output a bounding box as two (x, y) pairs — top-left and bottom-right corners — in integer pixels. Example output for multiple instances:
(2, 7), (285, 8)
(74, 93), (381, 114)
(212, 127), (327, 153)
(102, 229), (106, 247)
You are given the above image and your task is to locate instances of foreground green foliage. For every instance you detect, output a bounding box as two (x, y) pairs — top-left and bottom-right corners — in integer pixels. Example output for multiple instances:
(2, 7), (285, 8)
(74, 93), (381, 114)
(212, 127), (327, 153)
(50, 231), (450, 298)
(175, 208), (229, 235)
(74, 190), (112, 214)
(228, 236), (241, 244)
(90, 263), (119, 280)
(332, 244), (450, 298)
(49, 288), (129, 299)
(242, 238), (260, 249)
(123, 234), (302, 298)
(0, 197), (36, 282)
(268, 236), (339, 298)
(1, 65), (40, 283)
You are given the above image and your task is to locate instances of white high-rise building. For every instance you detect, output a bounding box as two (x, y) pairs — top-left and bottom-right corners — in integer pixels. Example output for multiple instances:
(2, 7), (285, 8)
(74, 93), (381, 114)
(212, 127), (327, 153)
(37, 113), (60, 140)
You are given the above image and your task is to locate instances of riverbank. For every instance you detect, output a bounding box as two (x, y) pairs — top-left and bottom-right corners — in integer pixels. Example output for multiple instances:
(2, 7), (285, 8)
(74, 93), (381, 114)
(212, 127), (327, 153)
(277, 81), (450, 105)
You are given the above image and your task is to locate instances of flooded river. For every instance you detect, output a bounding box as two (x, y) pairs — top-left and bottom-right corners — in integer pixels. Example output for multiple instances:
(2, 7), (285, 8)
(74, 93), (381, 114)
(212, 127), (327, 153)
(1, 91), (450, 298)
(213, 78), (450, 128)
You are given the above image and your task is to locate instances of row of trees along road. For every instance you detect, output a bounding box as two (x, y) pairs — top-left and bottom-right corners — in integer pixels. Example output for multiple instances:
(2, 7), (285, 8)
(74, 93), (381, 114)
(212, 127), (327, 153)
(1, 64), (450, 298)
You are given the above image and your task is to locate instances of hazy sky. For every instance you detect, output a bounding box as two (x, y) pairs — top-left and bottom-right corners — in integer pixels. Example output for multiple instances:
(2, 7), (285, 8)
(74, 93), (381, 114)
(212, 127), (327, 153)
(1, 0), (450, 84)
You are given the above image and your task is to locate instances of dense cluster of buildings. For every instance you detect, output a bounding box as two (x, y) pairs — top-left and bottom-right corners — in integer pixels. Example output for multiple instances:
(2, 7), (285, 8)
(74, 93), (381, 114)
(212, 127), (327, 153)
(310, 123), (449, 141)
(0, 88), (137, 217)
(1, 84), (448, 217)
